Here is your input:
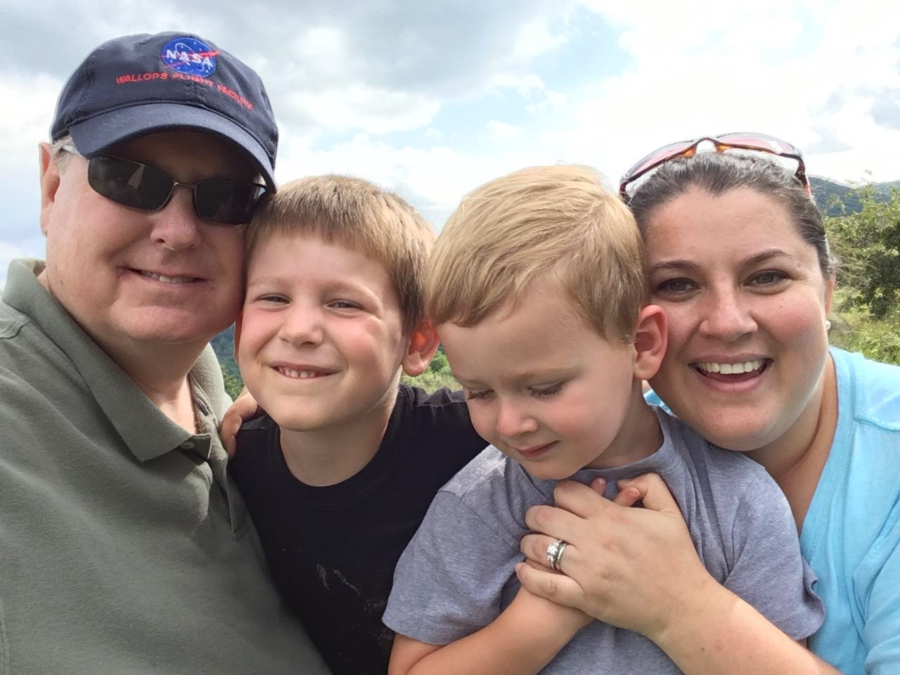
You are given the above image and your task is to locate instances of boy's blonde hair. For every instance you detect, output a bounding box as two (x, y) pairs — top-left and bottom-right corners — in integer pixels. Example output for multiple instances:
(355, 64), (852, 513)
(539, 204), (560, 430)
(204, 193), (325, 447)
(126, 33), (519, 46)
(428, 165), (646, 343)
(248, 175), (436, 334)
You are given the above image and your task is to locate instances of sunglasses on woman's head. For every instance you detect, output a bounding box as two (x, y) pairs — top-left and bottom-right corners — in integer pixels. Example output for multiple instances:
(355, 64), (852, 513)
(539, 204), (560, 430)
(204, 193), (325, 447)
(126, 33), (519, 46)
(619, 132), (811, 202)
(59, 146), (268, 226)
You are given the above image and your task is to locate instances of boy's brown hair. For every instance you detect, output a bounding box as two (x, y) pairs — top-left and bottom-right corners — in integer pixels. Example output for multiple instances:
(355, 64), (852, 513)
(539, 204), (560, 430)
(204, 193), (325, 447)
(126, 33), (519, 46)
(248, 175), (435, 334)
(427, 165), (646, 343)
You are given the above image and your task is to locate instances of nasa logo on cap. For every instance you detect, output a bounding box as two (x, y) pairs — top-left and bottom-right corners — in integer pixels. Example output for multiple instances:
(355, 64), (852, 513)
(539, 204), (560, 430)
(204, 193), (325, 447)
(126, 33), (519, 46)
(160, 36), (218, 77)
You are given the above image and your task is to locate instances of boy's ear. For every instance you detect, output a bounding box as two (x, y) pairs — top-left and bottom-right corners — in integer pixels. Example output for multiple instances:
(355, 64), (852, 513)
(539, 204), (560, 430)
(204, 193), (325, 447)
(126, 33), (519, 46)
(632, 305), (667, 381)
(233, 311), (244, 365)
(401, 319), (440, 377)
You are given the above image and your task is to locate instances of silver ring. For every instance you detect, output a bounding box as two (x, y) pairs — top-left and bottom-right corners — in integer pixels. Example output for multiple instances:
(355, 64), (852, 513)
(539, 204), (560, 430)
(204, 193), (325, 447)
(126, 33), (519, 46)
(546, 539), (568, 572)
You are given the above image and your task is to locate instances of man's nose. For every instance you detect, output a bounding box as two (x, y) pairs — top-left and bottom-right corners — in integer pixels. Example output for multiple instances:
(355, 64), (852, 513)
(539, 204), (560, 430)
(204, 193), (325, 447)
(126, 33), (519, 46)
(148, 188), (202, 251)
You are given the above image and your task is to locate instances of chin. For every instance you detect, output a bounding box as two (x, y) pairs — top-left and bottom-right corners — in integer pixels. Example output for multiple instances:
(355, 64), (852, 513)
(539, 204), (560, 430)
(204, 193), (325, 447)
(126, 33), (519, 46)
(695, 421), (774, 453)
(121, 312), (235, 346)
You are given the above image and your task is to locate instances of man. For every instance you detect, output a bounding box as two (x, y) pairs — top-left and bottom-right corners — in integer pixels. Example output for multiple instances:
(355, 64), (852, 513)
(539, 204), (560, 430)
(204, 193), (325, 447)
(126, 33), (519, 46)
(0, 32), (329, 673)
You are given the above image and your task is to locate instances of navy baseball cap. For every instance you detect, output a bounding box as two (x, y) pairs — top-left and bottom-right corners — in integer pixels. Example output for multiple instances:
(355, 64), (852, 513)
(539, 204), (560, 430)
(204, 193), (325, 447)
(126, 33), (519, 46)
(51, 32), (278, 190)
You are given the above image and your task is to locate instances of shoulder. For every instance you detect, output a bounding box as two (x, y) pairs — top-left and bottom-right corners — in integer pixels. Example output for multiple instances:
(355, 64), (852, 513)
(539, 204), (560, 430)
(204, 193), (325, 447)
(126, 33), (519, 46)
(436, 446), (538, 538)
(236, 413), (278, 447)
(658, 409), (770, 481)
(0, 299), (30, 342)
(440, 446), (510, 498)
(398, 384), (470, 422)
(395, 383), (487, 458)
(190, 344), (230, 419)
(832, 347), (900, 434)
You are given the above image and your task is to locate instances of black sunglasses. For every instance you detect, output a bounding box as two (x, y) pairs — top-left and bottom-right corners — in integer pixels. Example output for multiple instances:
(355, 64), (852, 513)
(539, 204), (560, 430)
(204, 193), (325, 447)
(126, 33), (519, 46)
(60, 146), (268, 225)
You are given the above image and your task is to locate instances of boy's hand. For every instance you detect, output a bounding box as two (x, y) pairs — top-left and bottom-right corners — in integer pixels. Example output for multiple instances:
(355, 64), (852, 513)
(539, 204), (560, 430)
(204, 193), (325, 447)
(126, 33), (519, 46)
(219, 387), (262, 457)
(509, 577), (593, 639)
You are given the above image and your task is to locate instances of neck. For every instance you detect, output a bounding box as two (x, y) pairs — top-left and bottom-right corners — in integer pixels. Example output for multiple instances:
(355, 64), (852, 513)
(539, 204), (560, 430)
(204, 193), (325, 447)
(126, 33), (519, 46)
(746, 355), (834, 479)
(36, 267), (205, 430)
(747, 355), (837, 529)
(587, 384), (664, 469)
(279, 388), (399, 487)
(116, 342), (203, 432)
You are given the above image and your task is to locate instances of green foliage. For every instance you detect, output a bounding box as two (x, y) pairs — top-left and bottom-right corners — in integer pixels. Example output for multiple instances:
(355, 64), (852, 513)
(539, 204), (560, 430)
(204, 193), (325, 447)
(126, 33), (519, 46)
(829, 307), (900, 366)
(222, 368), (245, 401)
(826, 186), (900, 365)
(402, 346), (461, 393)
(828, 187), (900, 319)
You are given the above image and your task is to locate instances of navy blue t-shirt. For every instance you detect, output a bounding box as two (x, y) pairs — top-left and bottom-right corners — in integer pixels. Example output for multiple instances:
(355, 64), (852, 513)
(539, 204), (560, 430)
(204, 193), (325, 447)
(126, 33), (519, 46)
(229, 385), (486, 675)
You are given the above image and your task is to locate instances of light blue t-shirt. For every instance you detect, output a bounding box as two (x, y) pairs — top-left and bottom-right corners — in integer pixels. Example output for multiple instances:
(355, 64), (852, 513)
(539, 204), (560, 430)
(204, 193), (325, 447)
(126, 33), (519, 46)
(647, 348), (900, 673)
(802, 348), (900, 674)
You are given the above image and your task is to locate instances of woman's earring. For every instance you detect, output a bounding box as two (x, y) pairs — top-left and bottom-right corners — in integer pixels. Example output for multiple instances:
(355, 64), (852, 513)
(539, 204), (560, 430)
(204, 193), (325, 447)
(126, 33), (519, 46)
(825, 319), (832, 331)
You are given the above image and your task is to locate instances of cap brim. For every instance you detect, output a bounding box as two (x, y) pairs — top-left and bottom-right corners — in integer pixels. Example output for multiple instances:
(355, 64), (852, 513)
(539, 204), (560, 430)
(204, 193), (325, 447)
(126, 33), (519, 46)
(68, 103), (276, 191)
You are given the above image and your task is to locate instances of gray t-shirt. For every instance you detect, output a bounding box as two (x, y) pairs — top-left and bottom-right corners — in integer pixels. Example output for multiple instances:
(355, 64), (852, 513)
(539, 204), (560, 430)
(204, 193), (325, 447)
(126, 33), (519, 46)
(383, 409), (823, 674)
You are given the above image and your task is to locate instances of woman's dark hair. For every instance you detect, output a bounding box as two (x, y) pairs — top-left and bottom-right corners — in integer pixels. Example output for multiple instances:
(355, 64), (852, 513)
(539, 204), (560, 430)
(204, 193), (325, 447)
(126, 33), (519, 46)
(628, 153), (835, 277)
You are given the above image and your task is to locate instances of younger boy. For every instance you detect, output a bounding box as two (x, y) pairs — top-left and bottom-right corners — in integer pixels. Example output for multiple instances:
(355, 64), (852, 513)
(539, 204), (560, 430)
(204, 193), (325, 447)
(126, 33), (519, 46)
(228, 176), (487, 675)
(383, 166), (824, 674)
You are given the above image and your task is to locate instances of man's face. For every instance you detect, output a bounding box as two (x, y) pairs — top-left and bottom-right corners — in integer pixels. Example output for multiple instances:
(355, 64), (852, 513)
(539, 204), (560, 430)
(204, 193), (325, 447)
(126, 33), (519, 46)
(39, 130), (251, 353)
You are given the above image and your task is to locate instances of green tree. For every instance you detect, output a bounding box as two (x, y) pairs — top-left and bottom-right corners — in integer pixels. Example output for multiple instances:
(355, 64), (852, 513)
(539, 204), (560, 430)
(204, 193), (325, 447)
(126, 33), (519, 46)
(222, 367), (244, 401)
(828, 186), (900, 318)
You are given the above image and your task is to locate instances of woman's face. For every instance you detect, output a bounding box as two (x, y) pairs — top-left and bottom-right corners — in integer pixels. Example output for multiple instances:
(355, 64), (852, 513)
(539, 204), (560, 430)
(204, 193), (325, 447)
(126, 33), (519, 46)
(644, 186), (834, 452)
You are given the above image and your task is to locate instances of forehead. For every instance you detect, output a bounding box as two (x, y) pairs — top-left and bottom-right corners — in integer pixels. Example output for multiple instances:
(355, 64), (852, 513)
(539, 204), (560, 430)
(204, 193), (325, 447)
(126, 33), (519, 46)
(247, 232), (394, 288)
(439, 285), (603, 372)
(644, 187), (810, 258)
(107, 130), (256, 180)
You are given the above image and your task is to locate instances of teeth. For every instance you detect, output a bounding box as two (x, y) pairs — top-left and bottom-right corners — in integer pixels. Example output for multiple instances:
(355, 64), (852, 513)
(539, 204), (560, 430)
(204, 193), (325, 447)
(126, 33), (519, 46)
(141, 271), (194, 285)
(278, 367), (323, 379)
(697, 360), (764, 375)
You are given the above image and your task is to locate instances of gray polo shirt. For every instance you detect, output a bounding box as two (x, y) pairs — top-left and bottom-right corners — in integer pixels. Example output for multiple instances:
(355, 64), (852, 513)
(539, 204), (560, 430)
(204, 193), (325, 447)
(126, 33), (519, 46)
(0, 260), (328, 674)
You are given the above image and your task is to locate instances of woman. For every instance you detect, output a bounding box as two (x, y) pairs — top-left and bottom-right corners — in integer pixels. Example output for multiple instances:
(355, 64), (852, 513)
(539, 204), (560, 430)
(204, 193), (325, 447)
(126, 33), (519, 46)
(516, 139), (900, 674)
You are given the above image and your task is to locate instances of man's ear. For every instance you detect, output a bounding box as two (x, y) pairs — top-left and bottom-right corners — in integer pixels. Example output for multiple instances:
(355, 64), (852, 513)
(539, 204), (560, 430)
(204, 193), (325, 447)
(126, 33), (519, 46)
(233, 312), (244, 365)
(401, 319), (440, 377)
(39, 143), (61, 237)
(632, 304), (667, 381)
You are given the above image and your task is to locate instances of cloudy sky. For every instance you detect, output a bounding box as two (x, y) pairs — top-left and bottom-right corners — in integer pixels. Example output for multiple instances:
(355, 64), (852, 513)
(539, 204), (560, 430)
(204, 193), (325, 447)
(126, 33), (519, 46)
(1, 0), (899, 286)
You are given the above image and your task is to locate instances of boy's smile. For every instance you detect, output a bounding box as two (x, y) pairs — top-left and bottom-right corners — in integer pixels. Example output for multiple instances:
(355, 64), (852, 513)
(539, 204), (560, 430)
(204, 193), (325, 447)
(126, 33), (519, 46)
(438, 281), (663, 481)
(236, 233), (410, 436)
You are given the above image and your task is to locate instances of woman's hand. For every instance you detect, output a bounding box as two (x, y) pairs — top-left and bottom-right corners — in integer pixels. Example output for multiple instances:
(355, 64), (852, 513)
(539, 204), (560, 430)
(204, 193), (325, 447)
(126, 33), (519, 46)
(219, 387), (262, 456)
(517, 473), (718, 643)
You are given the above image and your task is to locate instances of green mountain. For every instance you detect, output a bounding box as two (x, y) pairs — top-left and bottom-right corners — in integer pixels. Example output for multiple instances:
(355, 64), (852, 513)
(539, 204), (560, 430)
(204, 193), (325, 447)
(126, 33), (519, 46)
(211, 324), (240, 378)
(811, 176), (898, 216)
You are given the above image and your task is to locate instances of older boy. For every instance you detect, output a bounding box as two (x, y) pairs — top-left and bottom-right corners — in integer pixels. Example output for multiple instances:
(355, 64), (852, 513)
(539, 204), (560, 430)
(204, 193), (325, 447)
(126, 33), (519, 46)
(383, 166), (824, 674)
(228, 176), (487, 675)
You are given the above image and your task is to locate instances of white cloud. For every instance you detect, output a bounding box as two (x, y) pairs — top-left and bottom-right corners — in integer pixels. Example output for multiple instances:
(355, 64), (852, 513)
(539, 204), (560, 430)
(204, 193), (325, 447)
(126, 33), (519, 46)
(484, 120), (524, 140)
(1, 0), (898, 272)
(564, 0), (900, 180)
(0, 74), (60, 169)
(286, 84), (441, 134)
(494, 73), (547, 98)
(514, 18), (568, 60)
